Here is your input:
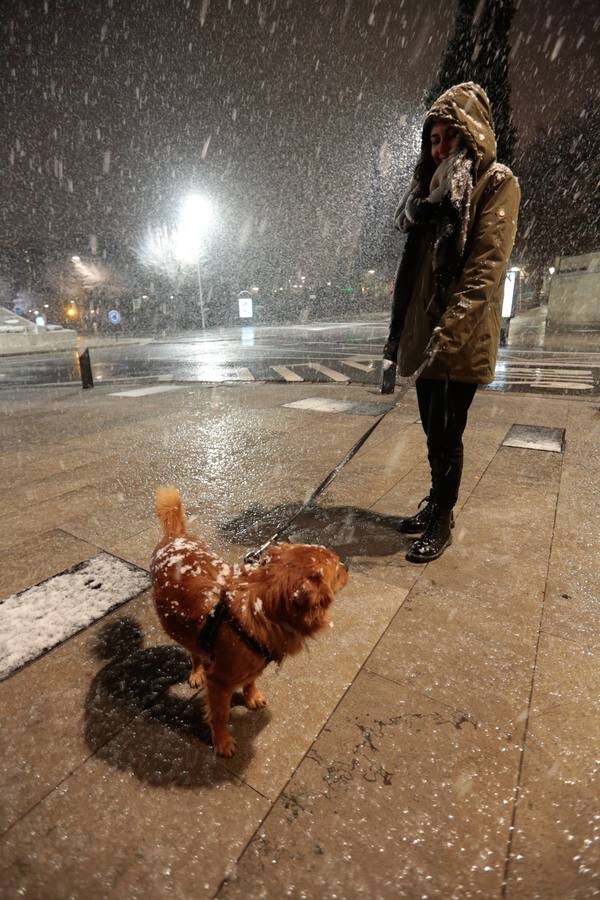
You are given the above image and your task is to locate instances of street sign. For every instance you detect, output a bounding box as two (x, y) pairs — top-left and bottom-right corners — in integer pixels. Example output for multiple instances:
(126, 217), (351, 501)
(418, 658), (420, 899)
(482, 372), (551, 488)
(108, 309), (121, 325)
(238, 294), (253, 318)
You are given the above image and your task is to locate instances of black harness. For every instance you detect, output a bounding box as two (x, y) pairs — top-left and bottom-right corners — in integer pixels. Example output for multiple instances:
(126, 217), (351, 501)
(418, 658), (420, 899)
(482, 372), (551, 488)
(197, 593), (278, 665)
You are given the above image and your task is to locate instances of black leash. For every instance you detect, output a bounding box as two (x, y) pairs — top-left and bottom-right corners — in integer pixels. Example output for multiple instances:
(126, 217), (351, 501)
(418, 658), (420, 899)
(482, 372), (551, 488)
(244, 354), (433, 564)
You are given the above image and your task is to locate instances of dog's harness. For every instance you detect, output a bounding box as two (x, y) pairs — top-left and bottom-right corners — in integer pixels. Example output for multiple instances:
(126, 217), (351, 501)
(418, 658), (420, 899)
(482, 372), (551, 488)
(197, 592), (278, 664)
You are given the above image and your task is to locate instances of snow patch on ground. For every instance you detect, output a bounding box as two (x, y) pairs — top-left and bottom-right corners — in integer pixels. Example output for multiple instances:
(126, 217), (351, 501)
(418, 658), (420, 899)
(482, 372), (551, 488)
(0, 553), (150, 681)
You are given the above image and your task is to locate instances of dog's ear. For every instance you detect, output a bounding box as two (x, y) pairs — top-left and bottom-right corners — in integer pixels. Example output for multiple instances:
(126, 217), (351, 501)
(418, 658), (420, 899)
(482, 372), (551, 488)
(293, 571), (334, 614)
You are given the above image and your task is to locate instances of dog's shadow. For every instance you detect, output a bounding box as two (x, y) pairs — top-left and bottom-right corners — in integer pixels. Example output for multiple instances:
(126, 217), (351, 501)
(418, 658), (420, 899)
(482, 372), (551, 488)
(84, 617), (272, 787)
(222, 503), (412, 561)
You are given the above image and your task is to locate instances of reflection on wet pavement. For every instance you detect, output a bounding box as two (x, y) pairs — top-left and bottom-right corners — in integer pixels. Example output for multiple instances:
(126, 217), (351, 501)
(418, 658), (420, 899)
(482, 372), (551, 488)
(223, 502), (413, 562)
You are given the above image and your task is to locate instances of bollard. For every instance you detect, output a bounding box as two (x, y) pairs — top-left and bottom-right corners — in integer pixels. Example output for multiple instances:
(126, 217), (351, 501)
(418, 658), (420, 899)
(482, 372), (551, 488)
(79, 348), (94, 390)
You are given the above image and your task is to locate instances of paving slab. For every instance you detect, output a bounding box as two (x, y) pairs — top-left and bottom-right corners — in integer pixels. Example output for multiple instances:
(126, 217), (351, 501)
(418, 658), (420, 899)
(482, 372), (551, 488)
(218, 669), (523, 900)
(0, 589), (167, 834)
(0, 732), (267, 900)
(0, 528), (99, 597)
(219, 570), (410, 799)
(365, 582), (537, 736)
(541, 405), (600, 651)
(504, 633), (600, 898)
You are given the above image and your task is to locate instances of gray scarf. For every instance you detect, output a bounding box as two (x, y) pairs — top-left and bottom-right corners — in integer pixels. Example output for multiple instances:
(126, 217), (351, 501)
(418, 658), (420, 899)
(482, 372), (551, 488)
(395, 149), (473, 254)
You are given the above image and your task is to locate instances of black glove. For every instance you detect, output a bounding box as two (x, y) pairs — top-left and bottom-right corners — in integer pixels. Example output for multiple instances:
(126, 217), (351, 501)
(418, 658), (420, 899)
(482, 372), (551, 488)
(380, 359), (397, 394)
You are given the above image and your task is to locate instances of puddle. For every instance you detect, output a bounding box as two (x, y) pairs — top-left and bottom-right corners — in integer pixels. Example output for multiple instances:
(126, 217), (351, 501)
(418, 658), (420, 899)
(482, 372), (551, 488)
(223, 503), (412, 561)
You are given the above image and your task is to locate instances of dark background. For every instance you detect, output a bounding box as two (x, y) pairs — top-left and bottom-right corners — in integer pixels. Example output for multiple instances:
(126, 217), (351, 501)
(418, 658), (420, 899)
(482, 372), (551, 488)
(1, 0), (598, 319)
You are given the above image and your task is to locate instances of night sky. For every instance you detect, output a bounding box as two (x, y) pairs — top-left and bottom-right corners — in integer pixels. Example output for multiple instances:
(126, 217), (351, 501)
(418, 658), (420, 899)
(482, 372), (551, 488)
(2, 0), (598, 280)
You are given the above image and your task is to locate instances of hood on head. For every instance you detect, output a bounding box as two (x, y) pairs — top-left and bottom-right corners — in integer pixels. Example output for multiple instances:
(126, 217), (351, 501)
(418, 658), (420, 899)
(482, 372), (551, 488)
(416, 82), (497, 188)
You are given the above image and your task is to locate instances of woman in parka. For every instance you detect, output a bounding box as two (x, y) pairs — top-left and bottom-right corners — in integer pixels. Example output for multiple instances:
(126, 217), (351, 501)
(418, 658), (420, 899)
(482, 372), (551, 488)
(383, 82), (520, 563)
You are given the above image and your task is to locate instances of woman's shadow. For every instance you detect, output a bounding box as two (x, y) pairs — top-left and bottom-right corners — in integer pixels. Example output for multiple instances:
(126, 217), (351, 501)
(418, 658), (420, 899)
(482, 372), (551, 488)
(222, 502), (413, 562)
(84, 617), (271, 787)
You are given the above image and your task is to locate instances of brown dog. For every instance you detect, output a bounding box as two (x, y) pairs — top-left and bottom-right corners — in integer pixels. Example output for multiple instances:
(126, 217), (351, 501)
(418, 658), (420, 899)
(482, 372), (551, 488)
(150, 487), (348, 756)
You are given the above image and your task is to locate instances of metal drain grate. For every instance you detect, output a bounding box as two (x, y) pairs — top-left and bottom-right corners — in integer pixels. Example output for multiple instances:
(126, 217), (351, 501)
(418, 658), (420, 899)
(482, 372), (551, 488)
(502, 424), (565, 453)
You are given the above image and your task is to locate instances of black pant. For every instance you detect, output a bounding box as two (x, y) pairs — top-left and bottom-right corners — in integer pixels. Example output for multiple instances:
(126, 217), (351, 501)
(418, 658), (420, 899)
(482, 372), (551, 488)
(416, 378), (478, 510)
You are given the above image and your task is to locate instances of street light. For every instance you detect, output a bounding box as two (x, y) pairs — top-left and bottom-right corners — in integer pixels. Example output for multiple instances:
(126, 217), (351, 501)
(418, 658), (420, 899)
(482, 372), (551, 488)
(175, 193), (215, 330)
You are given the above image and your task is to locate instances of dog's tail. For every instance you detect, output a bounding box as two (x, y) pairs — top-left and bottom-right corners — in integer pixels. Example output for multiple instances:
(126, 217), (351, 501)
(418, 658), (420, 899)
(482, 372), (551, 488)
(155, 486), (186, 539)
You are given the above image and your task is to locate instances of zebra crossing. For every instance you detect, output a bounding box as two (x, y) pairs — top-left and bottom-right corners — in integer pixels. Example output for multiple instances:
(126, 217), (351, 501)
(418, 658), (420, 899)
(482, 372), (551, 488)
(2, 343), (597, 395)
(166, 355), (598, 395)
(489, 354), (599, 394)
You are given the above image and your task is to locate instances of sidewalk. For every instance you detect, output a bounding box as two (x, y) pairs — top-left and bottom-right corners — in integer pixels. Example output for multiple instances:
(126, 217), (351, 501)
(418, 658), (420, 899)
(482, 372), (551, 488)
(0, 379), (598, 898)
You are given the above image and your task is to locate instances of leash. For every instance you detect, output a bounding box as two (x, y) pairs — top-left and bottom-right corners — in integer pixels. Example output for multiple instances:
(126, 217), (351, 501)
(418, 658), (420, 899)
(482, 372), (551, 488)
(243, 352), (434, 564)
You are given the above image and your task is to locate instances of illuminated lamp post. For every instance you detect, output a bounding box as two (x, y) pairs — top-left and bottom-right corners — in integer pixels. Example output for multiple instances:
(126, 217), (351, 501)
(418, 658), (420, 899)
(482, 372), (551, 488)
(176, 194), (215, 330)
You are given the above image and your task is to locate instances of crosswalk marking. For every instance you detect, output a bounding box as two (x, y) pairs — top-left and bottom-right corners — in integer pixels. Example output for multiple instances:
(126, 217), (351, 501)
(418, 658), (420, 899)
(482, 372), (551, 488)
(490, 379), (592, 390)
(493, 375), (591, 384)
(343, 357), (375, 373)
(270, 365), (304, 382)
(495, 367), (590, 378)
(541, 383), (593, 390)
(308, 363), (350, 383)
(110, 385), (183, 397)
(233, 367), (255, 381)
(503, 356), (600, 366)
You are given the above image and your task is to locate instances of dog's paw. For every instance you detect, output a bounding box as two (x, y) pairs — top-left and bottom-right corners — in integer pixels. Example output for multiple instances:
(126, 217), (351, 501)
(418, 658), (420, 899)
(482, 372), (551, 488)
(189, 668), (206, 689)
(214, 734), (237, 757)
(245, 690), (267, 710)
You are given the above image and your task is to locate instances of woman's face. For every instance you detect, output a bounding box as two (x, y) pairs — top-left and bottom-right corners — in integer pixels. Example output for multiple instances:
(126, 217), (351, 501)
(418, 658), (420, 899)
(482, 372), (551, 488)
(430, 122), (462, 166)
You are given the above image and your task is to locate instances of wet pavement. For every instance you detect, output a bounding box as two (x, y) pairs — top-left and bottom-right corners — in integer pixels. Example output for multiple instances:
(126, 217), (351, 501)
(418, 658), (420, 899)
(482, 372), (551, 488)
(1, 322), (599, 396)
(0, 377), (599, 898)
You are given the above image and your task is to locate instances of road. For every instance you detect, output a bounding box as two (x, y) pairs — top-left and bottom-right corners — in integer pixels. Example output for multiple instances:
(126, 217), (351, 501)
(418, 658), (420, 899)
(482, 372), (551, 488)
(1, 321), (599, 395)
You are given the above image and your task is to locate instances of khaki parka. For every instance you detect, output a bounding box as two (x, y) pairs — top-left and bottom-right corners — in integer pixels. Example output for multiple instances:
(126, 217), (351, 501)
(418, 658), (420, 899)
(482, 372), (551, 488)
(384, 83), (521, 384)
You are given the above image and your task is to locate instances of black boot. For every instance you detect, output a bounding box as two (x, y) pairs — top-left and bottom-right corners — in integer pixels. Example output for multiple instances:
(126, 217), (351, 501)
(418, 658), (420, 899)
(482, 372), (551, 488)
(395, 495), (454, 535)
(405, 505), (453, 563)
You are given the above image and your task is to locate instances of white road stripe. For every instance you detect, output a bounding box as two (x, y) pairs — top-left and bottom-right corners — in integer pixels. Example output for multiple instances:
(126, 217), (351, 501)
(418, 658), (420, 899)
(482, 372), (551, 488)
(110, 385), (184, 397)
(490, 379), (592, 390)
(537, 382), (592, 391)
(232, 367), (255, 381)
(494, 376), (591, 385)
(343, 357), (375, 373)
(284, 397), (356, 413)
(308, 363), (350, 383)
(493, 373), (591, 383)
(502, 356), (600, 365)
(270, 365), (304, 382)
(0, 554), (150, 681)
(495, 367), (590, 377)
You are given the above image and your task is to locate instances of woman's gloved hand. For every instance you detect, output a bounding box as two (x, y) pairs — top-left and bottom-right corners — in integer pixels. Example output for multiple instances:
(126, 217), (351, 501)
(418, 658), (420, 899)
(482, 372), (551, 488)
(380, 358), (397, 394)
(426, 326), (449, 358)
